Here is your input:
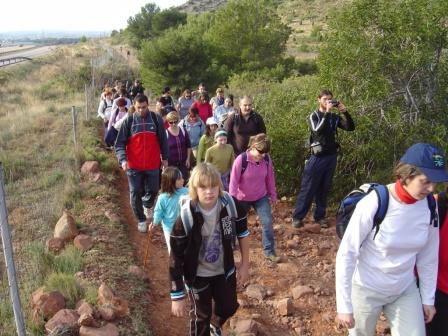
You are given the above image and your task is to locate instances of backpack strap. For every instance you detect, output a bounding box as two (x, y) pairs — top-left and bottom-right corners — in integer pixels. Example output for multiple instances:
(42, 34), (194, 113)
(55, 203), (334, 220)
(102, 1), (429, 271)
(371, 184), (389, 239)
(437, 191), (447, 229)
(240, 152), (270, 176)
(220, 192), (237, 219)
(427, 193), (438, 228)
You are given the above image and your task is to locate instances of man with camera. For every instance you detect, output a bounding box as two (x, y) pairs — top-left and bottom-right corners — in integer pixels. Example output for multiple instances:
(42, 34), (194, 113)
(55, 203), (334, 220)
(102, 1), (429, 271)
(292, 89), (355, 228)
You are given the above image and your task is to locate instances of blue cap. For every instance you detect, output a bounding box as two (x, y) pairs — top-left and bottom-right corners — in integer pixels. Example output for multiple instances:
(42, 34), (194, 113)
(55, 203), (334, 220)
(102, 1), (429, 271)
(400, 143), (448, 182)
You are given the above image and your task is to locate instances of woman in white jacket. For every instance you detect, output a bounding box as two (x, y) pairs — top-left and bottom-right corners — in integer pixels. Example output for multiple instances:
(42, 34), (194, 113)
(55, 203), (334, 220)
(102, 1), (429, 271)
(335, 143), (448, 336)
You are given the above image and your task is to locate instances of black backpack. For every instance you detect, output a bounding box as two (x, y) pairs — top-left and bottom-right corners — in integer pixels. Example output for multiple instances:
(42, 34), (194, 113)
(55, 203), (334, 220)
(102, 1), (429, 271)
(240, 151), (269, 175)
(336, 183), (438, 240)
(437, 191), (447, 229)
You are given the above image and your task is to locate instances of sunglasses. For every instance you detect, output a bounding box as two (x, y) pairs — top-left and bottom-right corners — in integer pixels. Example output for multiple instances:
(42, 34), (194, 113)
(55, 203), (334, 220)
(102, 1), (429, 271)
(168, 121), (178, 124)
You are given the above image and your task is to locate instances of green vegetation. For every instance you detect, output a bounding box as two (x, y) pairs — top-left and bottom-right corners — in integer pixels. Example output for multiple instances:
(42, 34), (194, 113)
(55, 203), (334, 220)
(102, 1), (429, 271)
(44, 273), (84, 308)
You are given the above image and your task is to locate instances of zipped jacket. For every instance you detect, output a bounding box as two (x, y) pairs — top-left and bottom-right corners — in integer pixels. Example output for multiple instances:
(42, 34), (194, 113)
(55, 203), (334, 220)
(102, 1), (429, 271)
(169, 194), (249, 301)
(115, 111), (168, 170)
(309, 110), (355, 156)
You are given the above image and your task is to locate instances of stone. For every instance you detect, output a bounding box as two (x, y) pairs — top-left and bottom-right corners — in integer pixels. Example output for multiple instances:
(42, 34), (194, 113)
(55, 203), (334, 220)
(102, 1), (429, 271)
(80, 323), (119, 336)
(78, 313), (97, 327)
(31, 287), (66, 320)
(233, 319), (259, 335)
(54, 211), (79, 242)
(304, 223), (321, 234)
(81, 161), (100, 175)
(104, 210), (120, 223)
(286, 240), (299, 249)
(77, 301), (95, 326)
(278, 278), (289, 287)
(45, 309), (79, 334)
(277, 298), (293, 316)
(238, 298), (249, 308)
(245, 284), (267, 300)
(111, 297), (129, 318)
(292, 285), (313, 299)
(46, 237), (65, 253)
(74, 234), (93, 252)
(128, 265), (149, 281)
(98, 305), (115, 321)
(98, 283), (115, 305)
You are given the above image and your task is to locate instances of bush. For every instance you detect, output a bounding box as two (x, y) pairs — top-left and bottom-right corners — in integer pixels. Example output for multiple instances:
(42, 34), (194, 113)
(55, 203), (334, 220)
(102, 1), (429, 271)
(54, 245), (83, 274)
(45, 273), (83, 307)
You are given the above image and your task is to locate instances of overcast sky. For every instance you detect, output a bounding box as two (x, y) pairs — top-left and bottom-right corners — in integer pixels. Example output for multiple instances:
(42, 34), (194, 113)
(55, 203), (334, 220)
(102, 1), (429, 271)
(1, 0), (186, 32)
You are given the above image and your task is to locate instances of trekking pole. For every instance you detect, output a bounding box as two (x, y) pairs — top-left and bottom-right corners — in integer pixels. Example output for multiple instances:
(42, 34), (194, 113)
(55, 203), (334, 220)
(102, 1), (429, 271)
(143, 229), (151, 267)
(0, 163), (26, 336)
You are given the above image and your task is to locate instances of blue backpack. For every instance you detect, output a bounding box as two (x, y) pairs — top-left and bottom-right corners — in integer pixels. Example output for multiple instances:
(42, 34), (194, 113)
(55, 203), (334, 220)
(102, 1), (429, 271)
(336, 183), (438, 240)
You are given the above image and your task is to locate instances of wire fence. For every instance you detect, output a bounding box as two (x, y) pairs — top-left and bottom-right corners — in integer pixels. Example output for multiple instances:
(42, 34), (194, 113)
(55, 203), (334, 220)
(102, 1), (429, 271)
(0, 42), (136, 335)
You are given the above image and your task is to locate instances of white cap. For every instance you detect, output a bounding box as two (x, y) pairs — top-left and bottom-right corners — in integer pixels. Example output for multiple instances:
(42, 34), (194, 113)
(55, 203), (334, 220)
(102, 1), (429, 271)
(206, 117), (218, 126)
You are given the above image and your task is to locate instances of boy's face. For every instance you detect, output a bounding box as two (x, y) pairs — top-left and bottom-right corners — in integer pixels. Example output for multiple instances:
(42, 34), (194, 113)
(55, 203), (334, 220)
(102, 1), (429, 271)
(197, 185), (219, 209)
(216, 136), (227, 145)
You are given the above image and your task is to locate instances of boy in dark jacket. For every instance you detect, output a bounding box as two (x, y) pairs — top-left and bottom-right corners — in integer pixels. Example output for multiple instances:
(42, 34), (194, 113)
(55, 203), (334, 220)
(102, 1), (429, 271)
(169, 163), (249, 336)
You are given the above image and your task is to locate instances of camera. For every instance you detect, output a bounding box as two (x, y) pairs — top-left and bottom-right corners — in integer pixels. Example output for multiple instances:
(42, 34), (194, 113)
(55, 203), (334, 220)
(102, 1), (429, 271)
(330, 99), (340, 107)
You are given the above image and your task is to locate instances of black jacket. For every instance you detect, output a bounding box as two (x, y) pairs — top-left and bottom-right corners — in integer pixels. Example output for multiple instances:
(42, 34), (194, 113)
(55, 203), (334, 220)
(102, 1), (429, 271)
(169, 194), (249, 301)
(308, 110), (355, 156)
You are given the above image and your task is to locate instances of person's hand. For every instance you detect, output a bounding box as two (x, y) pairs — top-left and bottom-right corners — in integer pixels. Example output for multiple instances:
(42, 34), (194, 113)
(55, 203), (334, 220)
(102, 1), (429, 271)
(121, 161), (128, 172)
(237, 262), (249, 286)
(185, 159), (191, 169)
(336, 313), (355, 329)
(337, 102), (347, 113)
(270, 199), (278, 208)
(325, 101), (333, 113)
(423, 304), (436, 323)
(171, 299), (187, 317)
(148, 222), (155, 231)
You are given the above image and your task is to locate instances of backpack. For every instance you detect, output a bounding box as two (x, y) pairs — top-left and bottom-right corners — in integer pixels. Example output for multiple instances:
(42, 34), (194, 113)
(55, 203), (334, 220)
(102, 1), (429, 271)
(240, 151), (269, 175)
(126, 111), (159, 134)
(180, 192), (238, 240)
(336, 183), (437, 240)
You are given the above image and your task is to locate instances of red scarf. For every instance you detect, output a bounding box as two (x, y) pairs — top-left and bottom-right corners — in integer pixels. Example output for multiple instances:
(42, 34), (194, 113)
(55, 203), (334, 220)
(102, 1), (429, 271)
(395, 179), (418, 204)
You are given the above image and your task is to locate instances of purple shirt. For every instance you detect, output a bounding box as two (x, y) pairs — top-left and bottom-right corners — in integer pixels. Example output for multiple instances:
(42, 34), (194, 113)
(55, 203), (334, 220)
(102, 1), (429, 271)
(229, 151), (277, 202)
(166, 128), (191, 164)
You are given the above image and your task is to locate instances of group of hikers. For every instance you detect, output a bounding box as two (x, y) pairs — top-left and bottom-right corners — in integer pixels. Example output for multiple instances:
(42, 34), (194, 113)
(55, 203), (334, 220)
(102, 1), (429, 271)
(97, 83), (447, 336)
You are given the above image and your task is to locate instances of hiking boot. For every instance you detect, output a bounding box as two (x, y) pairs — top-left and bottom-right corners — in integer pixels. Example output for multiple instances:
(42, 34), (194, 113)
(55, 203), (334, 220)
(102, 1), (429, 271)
(265, 254), (281, 263)
(210, 324), (222, 336)
(292, 218), (304, 228)
(317, 218), (329, 228)
(138, 221), (148, 233)
(144, 206), (154, 220)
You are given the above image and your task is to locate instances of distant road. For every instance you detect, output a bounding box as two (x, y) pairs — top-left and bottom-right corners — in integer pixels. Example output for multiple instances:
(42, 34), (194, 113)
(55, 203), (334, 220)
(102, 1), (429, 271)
(0, 46), (58, 65)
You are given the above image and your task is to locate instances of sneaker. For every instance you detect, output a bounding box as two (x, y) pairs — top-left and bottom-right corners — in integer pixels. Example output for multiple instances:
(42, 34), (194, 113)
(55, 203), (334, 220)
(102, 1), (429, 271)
(292, 218), (303, 228)
(210, 324), (222, 336)
(144, 206), (153, 220)
(138, 221), (148, 233)
(265, 254), (281, 263)
(317, 218), (329, 228)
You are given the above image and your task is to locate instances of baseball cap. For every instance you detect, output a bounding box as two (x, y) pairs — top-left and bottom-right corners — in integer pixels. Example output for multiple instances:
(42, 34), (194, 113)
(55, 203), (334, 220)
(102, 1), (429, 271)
(206, 117), (218, 126)
(400, 143), (448, 182)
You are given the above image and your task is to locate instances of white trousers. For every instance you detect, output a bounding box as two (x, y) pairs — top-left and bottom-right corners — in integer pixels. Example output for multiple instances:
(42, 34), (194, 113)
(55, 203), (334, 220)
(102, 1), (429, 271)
(349, 281), (425, 336)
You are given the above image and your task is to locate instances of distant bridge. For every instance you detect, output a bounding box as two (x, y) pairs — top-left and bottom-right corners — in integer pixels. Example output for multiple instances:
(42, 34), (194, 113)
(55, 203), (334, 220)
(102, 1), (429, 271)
(0, 56), (32, 67)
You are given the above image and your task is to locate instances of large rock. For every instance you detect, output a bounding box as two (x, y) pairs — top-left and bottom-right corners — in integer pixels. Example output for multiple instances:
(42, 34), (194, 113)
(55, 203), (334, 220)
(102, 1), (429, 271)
(31, 287), (66, 320)
(98, 305), (115, 321)
(97, 283), (129, 319)
(81, 161), (100, 175)
(233, 319), (259, 335)
(77, 301), (94, 316)
(304, 223), (321, 234)
(111, 297), (129, 318)
(77, 301), (96, 327)
(98, 284), (115, 305)
(45, 309), (79, 334)
(292, 285), (313, 299)
(245, 284), (267, 301)
(54, 211), (79, 242)
(46, 238), (65, 253)
(80, 323), (119, 336)
(128, 265), (149, 281)
(74, 234), (93, 252)
(277, 298), (293, 316)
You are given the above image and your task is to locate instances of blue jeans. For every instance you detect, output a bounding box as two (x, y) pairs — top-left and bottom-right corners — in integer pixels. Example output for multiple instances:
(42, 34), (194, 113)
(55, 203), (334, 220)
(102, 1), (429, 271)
(293, 154), (337, 221)
(239, 196), (275, 256)
(126, 168), (159, 222)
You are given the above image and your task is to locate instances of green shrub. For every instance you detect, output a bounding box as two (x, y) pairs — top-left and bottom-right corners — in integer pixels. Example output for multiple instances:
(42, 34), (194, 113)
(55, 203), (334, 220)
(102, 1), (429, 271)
(54, 245), (83, 274)
(45, 273), (83, 307)
(23, 242), (55, 284)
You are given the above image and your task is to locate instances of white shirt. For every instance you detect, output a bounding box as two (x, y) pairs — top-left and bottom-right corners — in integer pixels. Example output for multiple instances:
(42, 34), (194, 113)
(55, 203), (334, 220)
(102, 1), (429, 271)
(335, 186), (439, 313)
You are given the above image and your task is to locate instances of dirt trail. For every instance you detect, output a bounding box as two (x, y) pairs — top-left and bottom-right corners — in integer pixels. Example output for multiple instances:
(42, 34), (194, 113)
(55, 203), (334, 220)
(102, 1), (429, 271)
(118, 170), (188, 335)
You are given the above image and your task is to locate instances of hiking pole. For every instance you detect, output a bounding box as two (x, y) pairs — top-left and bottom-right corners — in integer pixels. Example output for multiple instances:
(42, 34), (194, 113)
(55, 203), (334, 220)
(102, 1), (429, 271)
(0, 163), (26, 336)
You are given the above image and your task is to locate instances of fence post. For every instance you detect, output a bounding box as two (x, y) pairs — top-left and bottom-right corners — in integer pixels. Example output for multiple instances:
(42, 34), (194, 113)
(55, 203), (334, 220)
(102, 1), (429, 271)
(0, 163), (26, 336)
(71, 106), (77, 148)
